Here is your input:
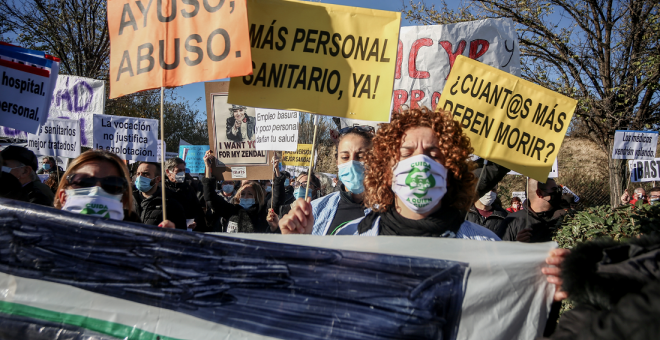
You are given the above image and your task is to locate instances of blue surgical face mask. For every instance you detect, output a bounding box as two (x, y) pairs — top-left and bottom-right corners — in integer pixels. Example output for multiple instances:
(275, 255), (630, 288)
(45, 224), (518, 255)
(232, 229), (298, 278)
(293, 187), (313, 199)
(284, 179), (290, 187)
(135, 175), (154, 193)
(222, 184), (234, 193)
(239, 197), (255, 209)
(337, 161), (365, 194)
(42, 163), (51, 170)
(266, 186), (272, 193)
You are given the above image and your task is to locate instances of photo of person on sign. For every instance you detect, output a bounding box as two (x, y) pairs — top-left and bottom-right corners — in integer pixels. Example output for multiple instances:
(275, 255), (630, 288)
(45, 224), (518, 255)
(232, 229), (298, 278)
(226, 105), (256, 142)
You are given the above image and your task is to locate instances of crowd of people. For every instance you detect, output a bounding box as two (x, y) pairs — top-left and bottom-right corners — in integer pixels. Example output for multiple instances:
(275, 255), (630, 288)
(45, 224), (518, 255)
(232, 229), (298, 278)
(1, 106), (658, 339)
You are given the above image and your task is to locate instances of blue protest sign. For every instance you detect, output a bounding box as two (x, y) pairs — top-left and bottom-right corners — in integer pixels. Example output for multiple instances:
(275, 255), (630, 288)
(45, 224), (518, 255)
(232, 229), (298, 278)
(179, 145), (210, 173)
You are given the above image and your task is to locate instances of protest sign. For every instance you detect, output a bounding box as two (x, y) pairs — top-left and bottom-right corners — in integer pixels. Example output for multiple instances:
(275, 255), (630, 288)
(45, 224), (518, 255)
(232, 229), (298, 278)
(512, 191), (526, 202)
(628, 158), (660, 182)
(394, 18), (520, 112)
(93, 114), (158, 162)
(282, 144), (313, 166)
(165, 151), (178, 160)
(231, 166), (247, 179)
(508, 158), (558, 178)
(440, 56), (576, 181)
(0, 45), (58, 134)
(0, 198), (555, 340)
(612, 130), (658, 160)
(27, 118), (81, 159)
(228, 0), (400, 122)
(179, 145), (211, 173)
(107, 0), (252, 98)
(156, 139), (165, 162)
(561, 185), (580, 202)
(254, 108), (299, 151)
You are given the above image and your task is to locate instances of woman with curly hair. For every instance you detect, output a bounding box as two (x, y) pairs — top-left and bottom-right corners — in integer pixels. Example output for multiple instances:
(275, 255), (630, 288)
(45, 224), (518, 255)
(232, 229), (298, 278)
(279, 107), (499, 240)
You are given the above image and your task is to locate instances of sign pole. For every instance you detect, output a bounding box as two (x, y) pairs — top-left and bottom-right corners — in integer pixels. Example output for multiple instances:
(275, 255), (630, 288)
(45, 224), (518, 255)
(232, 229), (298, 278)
(271, 154), (276, 209)
(160, 87), (167, 220)
(305, 115), (320, 199)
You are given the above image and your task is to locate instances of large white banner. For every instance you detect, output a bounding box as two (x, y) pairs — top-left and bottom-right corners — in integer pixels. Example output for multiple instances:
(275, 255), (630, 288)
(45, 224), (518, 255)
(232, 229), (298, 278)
(628, 158), (660, 182)
(254, 109), (299, 151)
(0, 60), (54, 134)
(612, 130), (658, 160)
(93, 114), (158, 162)
(393, 18), (521, 112)
(27, 118), (81, 159)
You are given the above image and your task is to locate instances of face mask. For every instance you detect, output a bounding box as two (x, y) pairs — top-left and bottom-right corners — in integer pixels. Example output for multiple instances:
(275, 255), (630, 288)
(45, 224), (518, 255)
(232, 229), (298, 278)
(294, 187), (313, 199)
(2, 166), (14, 173)
(337, 161), (365, 194)
(42, 163), (51, 170)
(391, 154), (448, 214)
(239, 197), (255, 209)
(650, 198), (659, 205)
(62, 186), (124, 220)
(222, 184), (234, 193)
(265, 186), (272, 193)
(175, 171), (185, 183)
(135, 176), (154, 192)
(479, 191), (497, 206)
(547, 191), (562, 208)
(284, 179), (290, 187)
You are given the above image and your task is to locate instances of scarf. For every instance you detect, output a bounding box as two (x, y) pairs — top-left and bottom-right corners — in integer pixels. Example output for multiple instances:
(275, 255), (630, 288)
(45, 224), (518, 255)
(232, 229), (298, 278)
(357, 205), (463, 237)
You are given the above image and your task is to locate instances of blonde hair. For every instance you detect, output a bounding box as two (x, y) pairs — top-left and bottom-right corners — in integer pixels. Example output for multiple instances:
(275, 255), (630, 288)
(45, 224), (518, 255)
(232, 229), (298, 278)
(53, 150), (133, 214)
(232, 181), (265, 208)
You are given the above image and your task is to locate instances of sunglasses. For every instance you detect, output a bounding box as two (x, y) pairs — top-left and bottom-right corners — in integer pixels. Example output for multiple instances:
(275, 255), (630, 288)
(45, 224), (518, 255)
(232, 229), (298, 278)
(338, 125), (375, 135)
(66, 174), (128, 195)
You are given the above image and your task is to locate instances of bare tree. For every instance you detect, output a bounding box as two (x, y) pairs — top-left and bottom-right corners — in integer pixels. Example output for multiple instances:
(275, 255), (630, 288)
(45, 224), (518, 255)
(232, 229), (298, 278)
(405, 0), (660, 206)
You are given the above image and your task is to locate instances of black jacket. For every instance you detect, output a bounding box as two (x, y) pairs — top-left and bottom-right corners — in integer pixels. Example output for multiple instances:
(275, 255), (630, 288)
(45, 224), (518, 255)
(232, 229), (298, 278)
(473, 159), (510, 198)
(203, 177), (281, 233)
(499, 200), (565, 242)
(465, 204), (508, 237)
(132, 186), (187, 230)
(165, 178), (209, 232)
(548, 236), (660, 340)
(13, 181), (52, 207)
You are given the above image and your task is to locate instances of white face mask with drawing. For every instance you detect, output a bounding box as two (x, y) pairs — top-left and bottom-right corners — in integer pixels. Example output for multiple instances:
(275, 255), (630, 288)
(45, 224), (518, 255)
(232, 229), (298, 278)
(391, 155), (448, 214)
(62, 186), (124, 220)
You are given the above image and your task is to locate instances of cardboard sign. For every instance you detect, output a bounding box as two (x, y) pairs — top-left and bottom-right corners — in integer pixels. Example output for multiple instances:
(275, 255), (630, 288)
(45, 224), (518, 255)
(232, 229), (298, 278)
(231, 166), (247, 178)
(282, 144), (313, 166)
(612, 130), (658, 160)
(628, 158), (660, 182)
(179, 145), (211, 174)
(254, 108), (298, 151)
(93, 114), (158, 162)
(228, 0), (400, 122)
(27, 118), (81, 159)
(107, 0), (252, 98)
(440, 56), (577, 181)
(394, 18), (520, 111)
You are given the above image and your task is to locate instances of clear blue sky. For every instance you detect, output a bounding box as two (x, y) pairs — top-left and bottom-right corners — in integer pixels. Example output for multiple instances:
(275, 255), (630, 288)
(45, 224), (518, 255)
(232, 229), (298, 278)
(175, 0), (416, 117)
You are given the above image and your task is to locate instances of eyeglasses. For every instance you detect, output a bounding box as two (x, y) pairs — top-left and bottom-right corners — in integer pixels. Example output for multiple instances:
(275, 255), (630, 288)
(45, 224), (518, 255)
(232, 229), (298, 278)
(338, 125), (375, 135)
(66, 174), (128, 195)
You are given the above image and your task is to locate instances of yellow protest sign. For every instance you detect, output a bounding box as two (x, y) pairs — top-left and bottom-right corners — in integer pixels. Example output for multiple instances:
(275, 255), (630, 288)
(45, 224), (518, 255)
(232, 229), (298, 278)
(440, 56), (577, 181)
(228, 0), (400, 122)
(282, 144), (313, 166)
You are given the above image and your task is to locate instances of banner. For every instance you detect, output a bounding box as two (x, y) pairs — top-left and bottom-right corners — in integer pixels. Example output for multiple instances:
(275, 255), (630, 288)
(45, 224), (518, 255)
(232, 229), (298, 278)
(228, 0), (401, 122)
(282, 144), (313, 166)
(254, 108), (299, 151)
(179, 145), (211, 173)
(394, 18), (520, 112)
(93, 114), (158, 162)
(27, 118), (81, 159)
(628, 158), (660, 182)
(612, 130), (658, 160)
(0, 45), (58, 134)
(211, 92), (268, 166)
(107, 0), (252, 98)
(0, 198), (555, 340)
(440, 56), (577, 181)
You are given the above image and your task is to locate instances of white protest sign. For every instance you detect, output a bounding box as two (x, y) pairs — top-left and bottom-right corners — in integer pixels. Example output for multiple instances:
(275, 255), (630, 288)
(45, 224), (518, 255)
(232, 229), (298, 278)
(231, 167), (247, 179)
(393, 18), (521, 111)
(612, 130), (658, 160)
(27, 118), (80, 159)
(165, 152), (179, 160)
(254, 109), (299, 151)
(93, 114), (158, 162)
(512, 191), (526, 202)
(561, 185), (580, 202)
(508, 158), (558, 178)
(628, 158), (660, 182)
(38, 174), (49, 183)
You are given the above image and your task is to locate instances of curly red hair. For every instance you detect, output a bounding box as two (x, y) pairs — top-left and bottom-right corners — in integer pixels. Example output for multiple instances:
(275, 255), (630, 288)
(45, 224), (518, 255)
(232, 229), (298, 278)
(364, 107), (476, 212)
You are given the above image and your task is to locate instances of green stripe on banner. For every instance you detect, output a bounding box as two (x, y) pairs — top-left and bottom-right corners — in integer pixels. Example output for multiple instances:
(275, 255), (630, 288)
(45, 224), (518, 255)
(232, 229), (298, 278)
(0, 300), (183, 340)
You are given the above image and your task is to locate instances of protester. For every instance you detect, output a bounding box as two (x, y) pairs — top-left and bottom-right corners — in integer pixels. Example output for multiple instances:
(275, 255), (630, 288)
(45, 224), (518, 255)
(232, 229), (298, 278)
(164, 157), (207, 232)
(218, 180), (237, 202)
(1, 146), (51, 206)
(0, 152), (23, 200)
(500, 178), (565, 242)
(202, 150), (281, 233)
(279, 108), (499, 239)
(264, 180), (273, 204)
(620, 187), (648, 205)
(281, 171), (295, 207)
(507, 196), (522, 213)
(466, 186), (508, 237)
(37, 156), (63, 176)
(132, 161), (187, 230)
(647, 187), (660, 205)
